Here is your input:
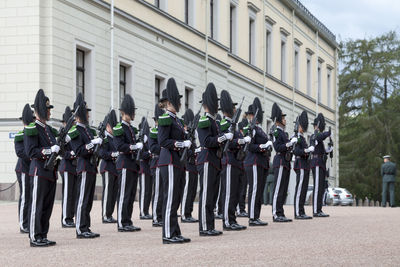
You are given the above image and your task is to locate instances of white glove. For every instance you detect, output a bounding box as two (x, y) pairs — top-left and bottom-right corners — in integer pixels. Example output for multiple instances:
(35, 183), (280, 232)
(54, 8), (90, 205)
(266, 141), (273, 149)
(50, 145), (60, 153)
(91, 137), (103, 145)
(259, 141), (273, 149)
(305, 146), (315, 153)
(174, 141), (185, 148)
(244, 136), (252, 143)
(252, 129), (256, 136)
(42, 148), (52, 155)
(111, 152), (119, 158)
(224, 132), (234, 141)
(183, 140), (192, 148)
(238, 139), (245, 145)
(290, 137), (298, 144)
(217, 134), (227, 143)
(85, 143), (94, 150)
(326, 146), (333, 153)
(70, 150), (75, 157)
(129, 143), (143, 150)
(143, 135), (148, 143)
(65, 135), (71, 143)
(195, 147), (201, 153)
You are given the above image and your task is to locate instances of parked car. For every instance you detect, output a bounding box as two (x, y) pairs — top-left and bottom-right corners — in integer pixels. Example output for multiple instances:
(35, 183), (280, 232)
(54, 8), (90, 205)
(333, 187), (354, 206)
(305, 185), (313, 205)
(326, 188), (341, 206)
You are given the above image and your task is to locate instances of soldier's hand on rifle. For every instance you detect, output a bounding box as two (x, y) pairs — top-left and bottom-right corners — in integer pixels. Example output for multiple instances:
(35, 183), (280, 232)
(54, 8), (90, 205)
(70, 150), (76, 157)
(111, 152), (119, 158)
(91, 137), (103, 145)
(51, 145), (60, 154)
(244, 136), (251, 144)
(305, 145), (314, 153)
(174, 141), (185, 148)
(65, 135), (71, 143)
(218, 133), (233, 143)
(195, 147), (201, 153)
(259, 141), (273, 150)
(85, 143), (94, 151)
(183, 140), (192, 148)
(130, 142), (143, 150)
(325, 146), (333, 153)
(143, 135), (148, 143)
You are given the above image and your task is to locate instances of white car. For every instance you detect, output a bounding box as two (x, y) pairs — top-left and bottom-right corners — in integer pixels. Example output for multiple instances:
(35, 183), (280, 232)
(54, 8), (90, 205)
(325, 188), (341, 206)
(333, 187), (353, 206)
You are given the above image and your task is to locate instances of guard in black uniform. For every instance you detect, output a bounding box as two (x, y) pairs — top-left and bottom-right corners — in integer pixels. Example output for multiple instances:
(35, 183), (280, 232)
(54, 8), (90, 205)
(99, 109), (119, 223)
(58, 106), (78, 228)
(69, 93), (101, 238)
(271, 103), (296, 223)
(181, 109), (199, 223)
(25, 89), (59, 247)
(214, 113), (224, 220)
(158, 78), (191, 244)
(293, 111), (314, 219)
(310, 113), (331, 217)
(196, 83), (224, 236)
(236, 118), (249, 217)
(113, 94), (142, 232)
(243, 98), (271, 226)
(219, 90), (248, 231)
(149, 104), (164, 227)
(15, 104), (34, 234)
(139, 122), (153, 220)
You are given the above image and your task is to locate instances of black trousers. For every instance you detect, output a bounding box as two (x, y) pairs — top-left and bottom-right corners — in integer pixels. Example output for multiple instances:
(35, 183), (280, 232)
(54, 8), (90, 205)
(215, 174), (223, 215)
(245, 165), (266, 220)
(236, 169), (247, 213)
(294, 169), (310, 216)
(198, 162), (220, 232)
(263, 181), (275, 205)
(160, 164), (185, 239)
(139, 172), (153, 216)
(17, 172), (31, 231)
(312, 166), (325, 214)
(101, 171), (118, 219)
(272, 166), (290, 218)
(181, 171), (198, 219)
(29, 175), (56, 241)
(60, 171), (77, 225)
(117, 168), (138, 228)
(152, 167), (163, 223)
(75, 171), (96, 234)
(221, 164), (240, 226)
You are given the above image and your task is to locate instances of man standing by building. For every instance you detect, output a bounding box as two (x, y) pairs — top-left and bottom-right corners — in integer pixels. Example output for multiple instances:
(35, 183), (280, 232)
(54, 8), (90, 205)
(381, 155), (396, 207)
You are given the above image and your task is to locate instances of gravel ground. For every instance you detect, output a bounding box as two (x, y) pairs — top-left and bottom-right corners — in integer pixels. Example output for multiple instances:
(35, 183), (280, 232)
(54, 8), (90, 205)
(0, 201), (399, 266)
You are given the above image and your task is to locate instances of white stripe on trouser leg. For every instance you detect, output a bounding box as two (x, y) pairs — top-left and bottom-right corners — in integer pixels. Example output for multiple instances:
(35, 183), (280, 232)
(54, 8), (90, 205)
(215, 177), (221, 213)
(165, 164), (174, 238)
(224, 165), (231, 227)
(19, 173), (25, 230)
(153, 168), (160, 222)
(118, 169), (127, 228)
(272, 166), (283, 218)
(295, 169), (304, 216)
(314, 166), (319, 214)
(201, 163), (209, 231)
(76, 172), (87, 234)
(250, 165), (258, 219)
(140, 173), (145, 216)
(103, 172), (109, 218)
(62, 172), (68, 224)
(181, 171), (189, 220)
(29, 175), (38, 240)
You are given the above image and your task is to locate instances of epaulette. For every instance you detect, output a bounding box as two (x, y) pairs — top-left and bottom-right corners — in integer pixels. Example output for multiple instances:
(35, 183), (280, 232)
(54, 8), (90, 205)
(90, 128), (97, 137)
(25, 122), (38, 136)
(68, 125), (80, 139)
(103, 136), (109, 144)
(273, 129), (279, 138)
(158, 114), (172, 126)
(198, 116), (211, 129)
(219, 119), (230, 132)
(14, 130), (24, 142)
(243, 125), (249, 136)
(113, 123), (124, 137)
(50, 126), (59, 137)
(150, 127), (158, 139)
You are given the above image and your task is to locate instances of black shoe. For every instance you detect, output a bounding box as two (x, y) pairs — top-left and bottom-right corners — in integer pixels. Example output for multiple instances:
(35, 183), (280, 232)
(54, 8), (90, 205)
(176, 235), (191, 243)
(295, 214), (313, 220)
(118, 225), (139, 232)
(214, 214), (223, 219)
(273, 216), (292, 222)
(102, 217), (117, 223)
(77, 232), (96, 239)
(42, 238), (56, 246)
(237, 211), (248, 217)
(20, 228), (29, 234)
(232, 223), (247, 230)
(127, 225), (141, 231)
(163, 236), (184, 244)
(140, 214), (153, 220)
(224, 223), (247, 231)
(181, 216), (198, 223)
(30, 239), (48, 247)
(152, 221), (163, 227)
(210, 229), (223, 235)
(62, 221), (75, 228)
(249, 219), (268, 226)
(313, 212), (330, 217)
(88, 230), (100, 238)
(200, 230), (221, 236)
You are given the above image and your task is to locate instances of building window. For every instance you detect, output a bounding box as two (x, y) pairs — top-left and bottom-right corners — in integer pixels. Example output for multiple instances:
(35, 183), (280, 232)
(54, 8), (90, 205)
(184, 87), (193, 111)
(210, 0), (214, 39)
(184, 0), (189, 24)
(155, 77), (161, 104)
(307, 53), (312, 96)
(318, 62), (322, 102)
(294, 46), (299, 90)
(76, 49), (85, 96)
(155, 0), (159, 8)
(280, 39), (287, 82)
(266, 29), (272, 74)
(154, 0), (167, 11)
(327, 69), (332, 107)
(119, 65), (126, 104)
(249, 18), (255, 64)
(184, 0), (195, 27)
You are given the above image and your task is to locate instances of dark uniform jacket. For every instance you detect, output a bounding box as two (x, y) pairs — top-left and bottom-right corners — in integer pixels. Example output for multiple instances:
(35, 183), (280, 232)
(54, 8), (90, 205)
(139, 141), (151, 175)
(14, 130), (30, 174)
(196, 113), (222, 170)
(186, 149), (198, 174)
(220, 118), (244, 169)
(293, 133), (310, 170)
(149, 127), (160, 169)
(99, 131), (118, 176)
(58, 142), (77, 175)
(158, 110), (186, 170)
(24, 120), (58, 181)
(113, 120), (139, 172)
(310, 130), (331, 170)
(244, 124), (269, 169)
(272, 126), (291, 169)
(69, 122), (97, 174)
(381, 162), (397, 182)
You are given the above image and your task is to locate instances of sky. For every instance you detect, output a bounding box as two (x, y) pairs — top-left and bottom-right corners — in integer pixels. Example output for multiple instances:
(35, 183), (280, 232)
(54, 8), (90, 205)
(300, 0), (400, 41)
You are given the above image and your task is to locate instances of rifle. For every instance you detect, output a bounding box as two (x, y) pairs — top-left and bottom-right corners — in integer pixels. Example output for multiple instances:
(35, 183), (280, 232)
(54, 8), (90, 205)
(327, 127), (333, 167)
(309, 120), (320, 148)
(223, 97), (244, 153)
(236, 108), (259, 161)
(267, 123), (276, 157)
(135, 113), (149, 161)
(90, 111), (110, 166)
(180, 106), (202, 163)
(285, 116), (299, 162)
(44, 106), (79, 171)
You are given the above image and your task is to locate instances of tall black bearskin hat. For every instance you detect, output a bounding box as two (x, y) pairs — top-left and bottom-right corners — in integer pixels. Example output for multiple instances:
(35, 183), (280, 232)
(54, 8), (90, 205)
(312, 113), (326, 132)
(119, 94), (136, 119)
(73, 93), (90, 124)
(252, 97), (264, 124)
(219, 90), (235, 118)
(215, 113), (222, 122)
(183, 108), (194, 126)
(61, 106), (72, 123)
(159, 89), (168, 103)
(298, 111), (309, 132)
(238, 117), (248, 131)
(200, 82), (219, 115)
(245, 104), (254, 115)
(108, 109), (118, 128)
(20, 103), (35, 125)
(271, 103), (286, 123)
(153, 104), (164, 121)
(138, 116), (150, 136)
(166, 78), (182, 112)
(31, 89), (53, 121)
